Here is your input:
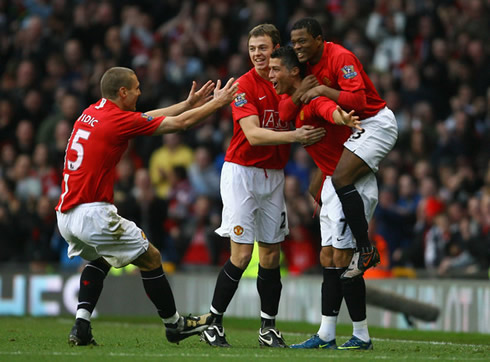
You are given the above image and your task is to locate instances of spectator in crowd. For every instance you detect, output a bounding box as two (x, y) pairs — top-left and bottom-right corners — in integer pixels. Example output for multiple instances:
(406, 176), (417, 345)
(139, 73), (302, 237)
(149, 133), (194, 199)
(37, 92), (81, 146)
(188, 145), (221, 200)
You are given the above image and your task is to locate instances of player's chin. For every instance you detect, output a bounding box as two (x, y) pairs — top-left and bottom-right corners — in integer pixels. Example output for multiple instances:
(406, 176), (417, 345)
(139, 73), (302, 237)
(295, 52), (308, 63)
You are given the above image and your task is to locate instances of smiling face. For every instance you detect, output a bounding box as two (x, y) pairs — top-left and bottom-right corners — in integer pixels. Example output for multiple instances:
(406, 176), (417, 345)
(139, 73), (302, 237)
(268, 57), (296, 96)
(290, 28), (323, 64)
(248, 35), (277, 79)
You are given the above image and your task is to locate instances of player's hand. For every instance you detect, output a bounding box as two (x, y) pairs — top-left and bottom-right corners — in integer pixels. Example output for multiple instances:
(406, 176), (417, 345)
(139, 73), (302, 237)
(337, 106), (363, 131)
(300, 85), (325, 104)
(295, 125), (326, 146)
(213, 78), (239, 107)
(186, 80), (215, 108)
(297, 75), (319, 97)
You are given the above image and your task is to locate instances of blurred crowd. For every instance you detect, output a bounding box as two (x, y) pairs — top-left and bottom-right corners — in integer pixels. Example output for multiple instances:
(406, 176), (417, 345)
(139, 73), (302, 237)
(0, 0), (488, 278)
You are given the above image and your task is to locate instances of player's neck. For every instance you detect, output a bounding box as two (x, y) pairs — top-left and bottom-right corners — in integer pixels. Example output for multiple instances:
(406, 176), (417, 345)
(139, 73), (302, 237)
(288, 79), (302, 96)
(310, 42), (324, 66)
(255, 67), (269, 81)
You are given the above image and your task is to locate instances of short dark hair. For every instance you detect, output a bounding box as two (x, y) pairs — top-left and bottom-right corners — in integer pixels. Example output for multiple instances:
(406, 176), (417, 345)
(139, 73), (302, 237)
(291, 17), (323, 39)
(248, 23), (281, 47)
(100, 67), (135, 99)
(271, 46), (307, 78)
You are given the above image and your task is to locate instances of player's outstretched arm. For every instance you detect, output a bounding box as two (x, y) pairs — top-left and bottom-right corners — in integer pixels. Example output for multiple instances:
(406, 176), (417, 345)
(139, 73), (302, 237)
(332, 105), (363, 131)
(146, 80), (215, 118)
(152, 78), (238, 135)
(240, 117), (325, 146)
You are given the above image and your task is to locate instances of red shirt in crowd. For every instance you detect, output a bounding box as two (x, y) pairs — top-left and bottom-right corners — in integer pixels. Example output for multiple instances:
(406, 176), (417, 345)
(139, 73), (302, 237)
(56, 99), (161, 212)
(225, 68), (291, 169)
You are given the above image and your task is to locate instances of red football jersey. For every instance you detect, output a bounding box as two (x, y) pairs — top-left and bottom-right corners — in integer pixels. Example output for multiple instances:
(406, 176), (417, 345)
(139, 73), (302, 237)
(225, 68), (291, 169)
(309, 42), (386, 119)
(297, 96), (351, 175)
(56, 99), (162, 212)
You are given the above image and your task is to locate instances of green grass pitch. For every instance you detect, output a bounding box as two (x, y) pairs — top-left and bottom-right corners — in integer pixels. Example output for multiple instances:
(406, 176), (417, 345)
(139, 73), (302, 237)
(1, 316), (488, 361)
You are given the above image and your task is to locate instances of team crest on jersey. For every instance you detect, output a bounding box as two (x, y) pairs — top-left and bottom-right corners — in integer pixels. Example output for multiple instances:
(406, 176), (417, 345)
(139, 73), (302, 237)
(341, 65), (357, 79)
(322, 77), (332, 86)
(300, 110), (304, 121)
(233, 225), (244, 236)
(234, 93), (247, 107)
(141, 113), (153, 121)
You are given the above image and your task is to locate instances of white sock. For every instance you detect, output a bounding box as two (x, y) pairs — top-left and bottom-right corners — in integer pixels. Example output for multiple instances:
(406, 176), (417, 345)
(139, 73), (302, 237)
(317, 315), (337, 342)
(76, 309), (91, 322)
(163, 312), (180, 325)
(352, 319), (370, 342)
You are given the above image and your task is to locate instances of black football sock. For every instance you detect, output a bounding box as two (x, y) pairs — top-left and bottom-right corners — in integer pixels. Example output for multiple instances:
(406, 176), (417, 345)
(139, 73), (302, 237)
(141, 266), (177, 320)
(257, 265), (282, 328)
(335, 184), (370, 248)
(210, 259), (244, 322)
(77, 260), (110, 318)
(323, 268), (343, 316)
(339, 269), (366, 322)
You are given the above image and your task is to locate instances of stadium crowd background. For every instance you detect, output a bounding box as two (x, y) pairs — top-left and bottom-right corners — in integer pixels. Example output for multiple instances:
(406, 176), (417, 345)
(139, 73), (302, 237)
(0, 0), (488, 279)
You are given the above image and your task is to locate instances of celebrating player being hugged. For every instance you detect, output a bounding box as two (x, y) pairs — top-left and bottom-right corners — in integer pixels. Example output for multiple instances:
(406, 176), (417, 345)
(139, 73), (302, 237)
(55, 66), (237, 346)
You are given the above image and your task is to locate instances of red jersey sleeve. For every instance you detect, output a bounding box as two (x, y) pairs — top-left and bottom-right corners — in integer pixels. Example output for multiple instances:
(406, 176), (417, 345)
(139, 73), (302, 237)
(309, 97), (337, 124)
(278, 94), (300, 122)
(114, 110), (163, 140)
(231, 78), (259, 121)
(338, 90), (367, 113)
(334, 52), (367, 93)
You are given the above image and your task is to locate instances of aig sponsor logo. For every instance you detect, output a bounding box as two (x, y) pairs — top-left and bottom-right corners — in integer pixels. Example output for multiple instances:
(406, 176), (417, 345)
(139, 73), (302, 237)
(261, 110), (288, 131)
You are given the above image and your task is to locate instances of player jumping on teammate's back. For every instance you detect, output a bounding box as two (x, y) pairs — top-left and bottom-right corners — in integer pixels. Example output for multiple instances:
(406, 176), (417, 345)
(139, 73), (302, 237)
(284, 18), (397, 279)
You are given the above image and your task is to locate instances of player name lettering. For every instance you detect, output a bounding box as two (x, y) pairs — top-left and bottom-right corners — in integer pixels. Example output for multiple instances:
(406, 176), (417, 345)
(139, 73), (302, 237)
(77, 113), (99, 127)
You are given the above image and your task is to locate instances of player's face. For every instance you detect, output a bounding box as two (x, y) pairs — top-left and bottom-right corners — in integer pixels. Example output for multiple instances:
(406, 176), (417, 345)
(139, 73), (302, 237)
(248, 35), (275, 73)
(269, 58), (294, 96)
(291, 28), (322, 63)
(122, 74), (141, 111)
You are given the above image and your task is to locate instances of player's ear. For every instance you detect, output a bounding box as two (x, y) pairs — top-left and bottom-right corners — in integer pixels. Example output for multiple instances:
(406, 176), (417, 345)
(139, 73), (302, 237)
(118, 87), (127, 98)
(291, 66), (300, 77)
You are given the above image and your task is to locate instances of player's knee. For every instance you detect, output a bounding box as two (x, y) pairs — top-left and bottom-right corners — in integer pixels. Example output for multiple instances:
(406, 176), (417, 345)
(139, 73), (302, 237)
(320, 247), (334, 267)
(231, 252), (252, 270)
(259, 250), (280, 268)
(331, 171), (349, 189)
(134, 245), (162, 271)
(147, 247), (162, 269)
(333, 248), (353, 267)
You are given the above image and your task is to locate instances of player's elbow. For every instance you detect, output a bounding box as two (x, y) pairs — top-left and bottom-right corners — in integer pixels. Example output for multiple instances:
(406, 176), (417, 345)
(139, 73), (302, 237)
(173, 115), (193, 131)
(247, 137), (261, 146)
(357, 96), (367, 112)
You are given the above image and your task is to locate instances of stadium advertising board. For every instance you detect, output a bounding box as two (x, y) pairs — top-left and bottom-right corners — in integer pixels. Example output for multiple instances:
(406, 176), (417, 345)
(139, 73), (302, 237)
(0, 272), (488, 333)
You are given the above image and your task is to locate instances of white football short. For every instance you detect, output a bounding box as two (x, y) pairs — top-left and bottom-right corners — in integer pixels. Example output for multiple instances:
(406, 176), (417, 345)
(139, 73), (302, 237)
(344, 107), (398, 173)
(320, 173), (378, 249)
(56, 202), (149, 268)
(215, 162), (289, 244)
